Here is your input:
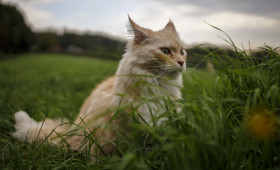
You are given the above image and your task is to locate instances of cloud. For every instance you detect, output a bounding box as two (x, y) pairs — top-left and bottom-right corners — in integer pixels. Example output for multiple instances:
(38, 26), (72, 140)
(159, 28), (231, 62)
(151, 0), (280, 20)
(2, 0), (64, 29)
(130, 0), (280, 48)
(205, 11), (280, 30)
(2, 0), (279, 48)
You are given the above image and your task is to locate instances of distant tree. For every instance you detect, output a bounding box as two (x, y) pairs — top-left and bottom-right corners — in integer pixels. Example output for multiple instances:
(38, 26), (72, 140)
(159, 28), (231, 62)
(34, 32), (59, 51)
(58, 32), (125, 60)
(186, 46), (237, 69)
(186, 46), (208, 69)
(0, 3), (35, 53)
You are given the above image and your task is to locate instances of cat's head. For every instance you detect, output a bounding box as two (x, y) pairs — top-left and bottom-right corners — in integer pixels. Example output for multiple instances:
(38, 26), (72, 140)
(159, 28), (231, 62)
(126, 16), (187, 78)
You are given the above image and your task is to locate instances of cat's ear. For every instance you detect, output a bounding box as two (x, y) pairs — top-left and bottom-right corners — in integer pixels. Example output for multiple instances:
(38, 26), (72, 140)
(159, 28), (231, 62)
(128, 16), (151, 44)
(163, 20), (177, 35)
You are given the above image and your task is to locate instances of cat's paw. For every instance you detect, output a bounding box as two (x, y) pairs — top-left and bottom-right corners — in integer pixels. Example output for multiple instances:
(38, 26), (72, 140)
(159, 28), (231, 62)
(14, 110), (32, 124)
(12, 110), (35, 141)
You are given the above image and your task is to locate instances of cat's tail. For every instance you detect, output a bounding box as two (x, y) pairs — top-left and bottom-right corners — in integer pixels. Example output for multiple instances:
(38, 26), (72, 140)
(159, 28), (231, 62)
(12, 111), (70, 143)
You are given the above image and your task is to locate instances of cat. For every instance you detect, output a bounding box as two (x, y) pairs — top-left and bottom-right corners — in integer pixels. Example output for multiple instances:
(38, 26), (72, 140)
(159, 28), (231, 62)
(12, 16), (187, 157)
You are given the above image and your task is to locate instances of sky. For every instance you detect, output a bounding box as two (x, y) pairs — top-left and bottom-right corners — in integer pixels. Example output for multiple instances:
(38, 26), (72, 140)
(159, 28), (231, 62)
(3, 0), (280, 49)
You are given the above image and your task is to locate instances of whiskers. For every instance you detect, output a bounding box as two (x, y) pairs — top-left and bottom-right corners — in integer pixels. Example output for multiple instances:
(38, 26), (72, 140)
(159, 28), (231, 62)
(146, 63), (180, 83)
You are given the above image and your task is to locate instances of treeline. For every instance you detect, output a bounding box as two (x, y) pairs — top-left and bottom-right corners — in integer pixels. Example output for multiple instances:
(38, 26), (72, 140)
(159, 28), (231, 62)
(0, 3), (275, 69)
(33, 31), (125, 60)
(0, 3), (125, 60)
(187, 45), (278, 69)
(0, 3), (34, 54)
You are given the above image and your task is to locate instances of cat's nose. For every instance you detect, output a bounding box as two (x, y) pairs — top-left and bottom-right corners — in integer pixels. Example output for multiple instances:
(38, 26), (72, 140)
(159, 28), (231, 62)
(177, 61), (184, 67)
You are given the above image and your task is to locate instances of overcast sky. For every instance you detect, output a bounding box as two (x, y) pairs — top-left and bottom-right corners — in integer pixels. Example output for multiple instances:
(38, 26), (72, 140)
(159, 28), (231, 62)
(3, 0), (280, 49)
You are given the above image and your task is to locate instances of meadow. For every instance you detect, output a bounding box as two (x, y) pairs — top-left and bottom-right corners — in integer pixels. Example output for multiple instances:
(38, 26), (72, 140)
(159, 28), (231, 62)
(0, 45), (279, 169)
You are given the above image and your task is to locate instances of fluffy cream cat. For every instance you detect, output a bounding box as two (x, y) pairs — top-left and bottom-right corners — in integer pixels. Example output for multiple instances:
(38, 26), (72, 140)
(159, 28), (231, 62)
(12, 16), (187, 156)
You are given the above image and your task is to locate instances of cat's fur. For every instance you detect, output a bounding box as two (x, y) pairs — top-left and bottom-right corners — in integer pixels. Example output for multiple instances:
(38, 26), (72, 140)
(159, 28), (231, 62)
(12, 16), (187, 156)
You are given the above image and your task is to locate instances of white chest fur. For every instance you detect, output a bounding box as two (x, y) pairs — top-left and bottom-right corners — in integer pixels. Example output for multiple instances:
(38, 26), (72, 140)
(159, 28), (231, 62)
(113, 55), (183, 125)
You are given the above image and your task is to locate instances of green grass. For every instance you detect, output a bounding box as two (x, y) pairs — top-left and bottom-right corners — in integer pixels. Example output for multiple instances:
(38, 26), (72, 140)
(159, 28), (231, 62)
(0, 54), (118, 169)
(0, 54), (118, 121)
(0, 47), (280, 170)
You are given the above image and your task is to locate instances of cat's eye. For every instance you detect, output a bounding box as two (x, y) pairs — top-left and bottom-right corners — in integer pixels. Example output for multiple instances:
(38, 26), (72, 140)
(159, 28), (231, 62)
(161, 48), (171, 55)
(180, 49), (185, 55)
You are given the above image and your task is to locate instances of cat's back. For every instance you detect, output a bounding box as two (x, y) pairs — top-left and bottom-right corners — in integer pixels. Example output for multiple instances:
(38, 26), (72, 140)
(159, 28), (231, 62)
(77, 76), (117, 123)
(95, 75), (116, 93)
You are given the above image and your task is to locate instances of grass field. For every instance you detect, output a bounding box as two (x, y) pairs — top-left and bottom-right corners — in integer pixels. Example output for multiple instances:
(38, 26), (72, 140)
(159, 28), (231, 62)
(0, 48), (279, 169)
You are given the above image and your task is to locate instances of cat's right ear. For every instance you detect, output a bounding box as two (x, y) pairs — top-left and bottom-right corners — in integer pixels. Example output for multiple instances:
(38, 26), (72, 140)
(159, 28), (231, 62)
(127, 15), (150, 44)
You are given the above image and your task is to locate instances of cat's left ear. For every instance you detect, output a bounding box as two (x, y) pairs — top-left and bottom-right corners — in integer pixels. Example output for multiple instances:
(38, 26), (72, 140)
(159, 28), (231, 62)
(128, 15), (151, 44)
(163, 20), (178, 35)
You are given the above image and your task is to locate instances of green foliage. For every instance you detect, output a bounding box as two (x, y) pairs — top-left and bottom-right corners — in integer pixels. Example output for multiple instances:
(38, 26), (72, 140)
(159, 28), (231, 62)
(34, 32), (59, 52)
(0, 3), (35, 53)
(32, 31), (126, 60)
(186, 45), (237, 70)
(58, 32), (125, 60)
(0, 45), (279, 170)
(0, 3), (125, 60)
